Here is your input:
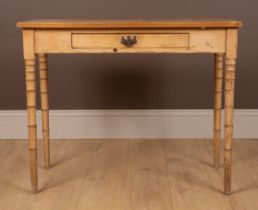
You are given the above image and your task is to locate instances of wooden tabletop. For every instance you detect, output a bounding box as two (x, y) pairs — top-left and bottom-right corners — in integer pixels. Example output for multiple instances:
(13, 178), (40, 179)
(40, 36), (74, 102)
(16, 19), (242, 29)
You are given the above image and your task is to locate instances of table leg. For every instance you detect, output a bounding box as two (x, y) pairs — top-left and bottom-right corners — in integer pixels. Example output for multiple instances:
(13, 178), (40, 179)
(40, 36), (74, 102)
(224, 29), (238, 195)
(23, 30), (38, 193)
(213, 53), (224, 168)
(25, 58), (37, 193)
(39, 54), (50, 169)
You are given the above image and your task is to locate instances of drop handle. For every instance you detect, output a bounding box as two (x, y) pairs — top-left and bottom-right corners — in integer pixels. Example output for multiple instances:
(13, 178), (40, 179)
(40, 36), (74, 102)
(121, 35), (137, 47)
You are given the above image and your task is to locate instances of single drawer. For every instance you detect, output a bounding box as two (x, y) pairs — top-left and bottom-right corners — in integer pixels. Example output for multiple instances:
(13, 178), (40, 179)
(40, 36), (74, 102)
(71, 33), (189, 50)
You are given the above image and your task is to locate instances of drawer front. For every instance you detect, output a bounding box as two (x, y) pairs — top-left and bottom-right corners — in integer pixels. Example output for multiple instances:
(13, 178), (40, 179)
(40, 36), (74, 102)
(71, 33), (190, 50)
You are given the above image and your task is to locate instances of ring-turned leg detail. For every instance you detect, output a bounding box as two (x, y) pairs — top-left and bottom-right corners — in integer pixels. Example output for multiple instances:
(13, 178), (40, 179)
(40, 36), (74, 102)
(39, 54), (50, 169)
(213, 53), (224, 169)
(25, 58), (38, 193)
(224, 58), (236, 195)
(224, 29), (238, 195)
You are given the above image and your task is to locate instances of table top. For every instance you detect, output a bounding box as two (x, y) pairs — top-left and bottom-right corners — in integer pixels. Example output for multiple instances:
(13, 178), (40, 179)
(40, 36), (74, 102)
(16, 19), (242, 29)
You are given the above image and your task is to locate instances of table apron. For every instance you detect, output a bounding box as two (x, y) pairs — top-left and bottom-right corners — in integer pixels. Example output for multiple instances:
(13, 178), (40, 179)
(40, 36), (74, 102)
(34, 29), (226, 54)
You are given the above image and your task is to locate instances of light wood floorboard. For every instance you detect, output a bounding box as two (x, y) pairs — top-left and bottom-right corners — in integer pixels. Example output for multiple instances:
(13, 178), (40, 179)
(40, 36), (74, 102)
(0, 139), (258, 210)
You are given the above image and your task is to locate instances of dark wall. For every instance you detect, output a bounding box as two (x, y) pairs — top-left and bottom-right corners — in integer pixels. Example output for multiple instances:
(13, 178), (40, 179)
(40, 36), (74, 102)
(0, 0), (257, 110)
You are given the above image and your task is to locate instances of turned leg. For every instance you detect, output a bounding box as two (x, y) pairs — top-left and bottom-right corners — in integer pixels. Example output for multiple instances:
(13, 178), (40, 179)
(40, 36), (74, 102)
(25, 58), (38, 193)
(23, 30), (38, 193)
(213, 53), (224, 168)
(224, 29), (238, 195)
(39, 54), (50, 169)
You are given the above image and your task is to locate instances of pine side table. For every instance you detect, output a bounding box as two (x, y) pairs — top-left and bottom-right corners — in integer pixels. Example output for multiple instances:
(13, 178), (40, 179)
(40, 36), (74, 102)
(16, 19), (242, 194)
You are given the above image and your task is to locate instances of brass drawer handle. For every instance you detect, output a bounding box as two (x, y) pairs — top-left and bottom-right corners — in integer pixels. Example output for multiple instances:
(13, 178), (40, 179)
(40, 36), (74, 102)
(121, 35), (137, 47)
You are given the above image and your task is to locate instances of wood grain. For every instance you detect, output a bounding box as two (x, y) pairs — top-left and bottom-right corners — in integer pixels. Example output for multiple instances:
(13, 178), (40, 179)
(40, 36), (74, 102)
(0, 139), (257, 210)
(76, 140), (129, 210)
(34, 30), (226, 53)
(71, 33), (189, 49)
(16, 19), (242, 29)
(197, 139), (249, 210)
(128, 140), (173, 210)
(163, 139), (222, 210)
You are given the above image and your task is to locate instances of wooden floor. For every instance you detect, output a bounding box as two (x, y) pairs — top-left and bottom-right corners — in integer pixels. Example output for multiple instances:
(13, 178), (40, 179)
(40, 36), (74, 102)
(0, 139), (258, 210)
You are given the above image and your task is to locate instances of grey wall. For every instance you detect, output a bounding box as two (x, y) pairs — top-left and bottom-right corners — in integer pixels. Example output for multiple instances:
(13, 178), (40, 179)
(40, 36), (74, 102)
(0, 0), (257, 110)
